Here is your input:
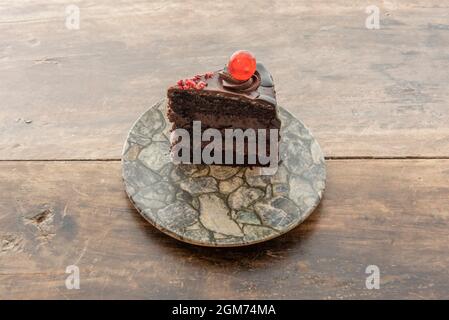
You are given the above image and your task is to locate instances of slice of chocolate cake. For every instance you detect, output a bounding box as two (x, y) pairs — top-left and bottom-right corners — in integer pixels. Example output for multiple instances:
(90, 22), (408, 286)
(167, 51), (280, 167)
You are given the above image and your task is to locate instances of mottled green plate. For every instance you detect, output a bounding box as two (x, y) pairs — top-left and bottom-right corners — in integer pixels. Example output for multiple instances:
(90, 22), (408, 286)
(122, 100), (326, 247)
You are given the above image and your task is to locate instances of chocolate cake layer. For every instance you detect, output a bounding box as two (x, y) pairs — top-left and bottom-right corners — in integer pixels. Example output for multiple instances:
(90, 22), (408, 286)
(171, 139), (277, 167)
(167, 108), (280, 131)
(168, 89), (276, 118)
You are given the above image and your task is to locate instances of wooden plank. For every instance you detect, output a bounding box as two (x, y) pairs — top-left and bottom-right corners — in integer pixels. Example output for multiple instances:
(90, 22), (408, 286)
(1, 1), (449, 159)
(0, 159), (448, 299)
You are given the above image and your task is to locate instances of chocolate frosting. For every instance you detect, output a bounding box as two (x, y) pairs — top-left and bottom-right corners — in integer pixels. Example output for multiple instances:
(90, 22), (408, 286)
(219, 70), (261, 92)
(255, 63), (274, 87)
(169, 62), (277, 107)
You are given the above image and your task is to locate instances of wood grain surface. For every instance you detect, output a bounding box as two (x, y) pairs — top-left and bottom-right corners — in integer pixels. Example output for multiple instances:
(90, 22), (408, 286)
(1, 0), (449, 300)
(1, 0), (449, 159)
(1, 160), (448, 299)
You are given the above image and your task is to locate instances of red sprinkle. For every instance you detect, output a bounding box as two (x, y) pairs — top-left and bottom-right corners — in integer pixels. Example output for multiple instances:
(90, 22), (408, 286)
(176, 73), (212, 90)
(185, 79), (196, 87)
(196, 81), (207, 89)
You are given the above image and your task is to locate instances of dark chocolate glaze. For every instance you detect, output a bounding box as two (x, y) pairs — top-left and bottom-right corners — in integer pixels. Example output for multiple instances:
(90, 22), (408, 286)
(168, 62), (277, 107)
(256, 63), (274, 87)
(219, 70), (261, 92)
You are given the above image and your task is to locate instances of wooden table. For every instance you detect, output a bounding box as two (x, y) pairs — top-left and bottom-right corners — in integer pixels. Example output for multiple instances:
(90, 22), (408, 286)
(1, 0), (448, 299)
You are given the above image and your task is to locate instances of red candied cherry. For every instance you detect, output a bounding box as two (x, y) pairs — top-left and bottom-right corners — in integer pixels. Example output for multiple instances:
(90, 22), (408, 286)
(227, 50), (257, 81)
